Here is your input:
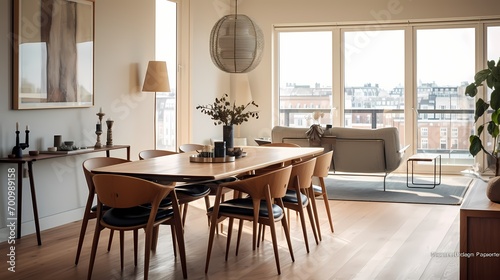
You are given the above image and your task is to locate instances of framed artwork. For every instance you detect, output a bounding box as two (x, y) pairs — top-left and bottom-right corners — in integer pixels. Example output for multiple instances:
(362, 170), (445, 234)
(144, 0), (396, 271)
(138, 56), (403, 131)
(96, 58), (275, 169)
(13, 0), (94, 110)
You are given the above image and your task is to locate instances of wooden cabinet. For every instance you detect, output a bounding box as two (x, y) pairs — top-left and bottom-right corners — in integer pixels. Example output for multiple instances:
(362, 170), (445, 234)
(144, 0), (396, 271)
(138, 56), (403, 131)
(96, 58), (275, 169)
(460, 181), (500, 279)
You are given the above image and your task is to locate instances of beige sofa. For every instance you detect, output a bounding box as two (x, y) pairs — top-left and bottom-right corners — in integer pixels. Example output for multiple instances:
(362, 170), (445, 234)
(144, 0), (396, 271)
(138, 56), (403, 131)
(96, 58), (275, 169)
(271, 126), (409, 190)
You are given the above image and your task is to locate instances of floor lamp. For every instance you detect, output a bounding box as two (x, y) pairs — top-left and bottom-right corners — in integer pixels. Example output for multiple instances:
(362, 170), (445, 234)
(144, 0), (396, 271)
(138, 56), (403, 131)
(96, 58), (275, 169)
(142, 61), (170, 147)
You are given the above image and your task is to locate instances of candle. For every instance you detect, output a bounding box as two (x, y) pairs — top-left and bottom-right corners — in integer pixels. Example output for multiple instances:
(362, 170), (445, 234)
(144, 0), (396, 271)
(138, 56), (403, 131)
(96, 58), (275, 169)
(107, 118), (112, 121)
(99, 107), (102, 114)
(16, 122), (19, 131)
(26, 125), (29, 131)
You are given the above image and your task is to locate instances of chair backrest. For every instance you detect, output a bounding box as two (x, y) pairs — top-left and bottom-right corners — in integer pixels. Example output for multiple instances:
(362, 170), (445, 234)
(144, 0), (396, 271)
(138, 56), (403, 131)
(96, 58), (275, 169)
(221, 165), (292, 200)
(288, 157), (317, 190)
(263, 142), (301, 148)
(82, 157), (130, 192)
(93, 174), (175, 209)
(139, 149), (177, 160)
(313, 151), (333, 178)
(179, 143), (204, 153)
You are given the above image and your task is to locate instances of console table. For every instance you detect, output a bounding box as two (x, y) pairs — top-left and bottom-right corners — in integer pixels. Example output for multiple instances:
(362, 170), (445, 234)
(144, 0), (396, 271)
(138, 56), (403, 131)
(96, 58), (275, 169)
(460, 180), (500, 279)
(0, 145), (130, 245)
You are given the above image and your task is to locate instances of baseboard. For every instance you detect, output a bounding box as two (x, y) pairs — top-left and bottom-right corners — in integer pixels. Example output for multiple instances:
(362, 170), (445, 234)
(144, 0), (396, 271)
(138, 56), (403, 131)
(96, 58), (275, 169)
(0, 207), (84, 243)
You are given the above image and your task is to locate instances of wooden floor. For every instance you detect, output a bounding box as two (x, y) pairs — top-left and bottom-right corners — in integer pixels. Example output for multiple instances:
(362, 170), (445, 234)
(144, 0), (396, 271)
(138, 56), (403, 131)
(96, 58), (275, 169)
(1, 179), (477, 280)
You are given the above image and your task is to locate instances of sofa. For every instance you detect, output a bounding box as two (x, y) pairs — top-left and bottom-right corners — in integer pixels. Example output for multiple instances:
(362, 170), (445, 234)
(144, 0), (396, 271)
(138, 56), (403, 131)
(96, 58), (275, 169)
(271, 126), (409, 190)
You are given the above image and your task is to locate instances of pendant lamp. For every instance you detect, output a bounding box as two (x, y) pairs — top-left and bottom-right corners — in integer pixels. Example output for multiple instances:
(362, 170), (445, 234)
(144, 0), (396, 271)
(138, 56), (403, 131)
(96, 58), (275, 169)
(209, 0), (264, 73)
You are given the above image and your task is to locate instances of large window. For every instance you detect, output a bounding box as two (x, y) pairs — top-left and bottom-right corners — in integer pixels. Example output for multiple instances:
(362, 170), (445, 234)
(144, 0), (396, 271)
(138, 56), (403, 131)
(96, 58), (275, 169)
(343, 29), (405, 137)
(278, 31), (332, 127)
(415, 27), (475, 165)
(155, 0), (177, 150)
(276, 20), (500, 172)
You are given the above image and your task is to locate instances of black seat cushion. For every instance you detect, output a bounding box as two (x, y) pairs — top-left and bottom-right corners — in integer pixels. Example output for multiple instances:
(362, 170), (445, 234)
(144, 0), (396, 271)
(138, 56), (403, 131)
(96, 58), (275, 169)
(175, 184), (211, 197)
(208, 198), (283, 219)
(91, 204), (112, 213)
(312, 184), (322, 193)
(103, 206), (174, 227)
(282, 189), (308, 204)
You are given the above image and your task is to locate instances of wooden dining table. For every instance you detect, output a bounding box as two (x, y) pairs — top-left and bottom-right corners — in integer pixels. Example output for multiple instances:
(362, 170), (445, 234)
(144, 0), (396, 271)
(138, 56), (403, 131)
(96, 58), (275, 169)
(92, 146), (324, 182)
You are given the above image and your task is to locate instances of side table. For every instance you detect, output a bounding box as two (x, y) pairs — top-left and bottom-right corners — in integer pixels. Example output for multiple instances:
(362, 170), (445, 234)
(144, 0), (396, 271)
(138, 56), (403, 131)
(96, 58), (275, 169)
(0, 145), (130, 245)
(406, 154), (441, 189)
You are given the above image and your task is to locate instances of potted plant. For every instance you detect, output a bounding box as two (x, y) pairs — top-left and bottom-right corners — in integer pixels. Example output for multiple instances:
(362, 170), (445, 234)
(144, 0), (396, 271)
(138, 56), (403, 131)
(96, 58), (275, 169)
(196, 94), (259, 151)
(465, 58), (500, 175)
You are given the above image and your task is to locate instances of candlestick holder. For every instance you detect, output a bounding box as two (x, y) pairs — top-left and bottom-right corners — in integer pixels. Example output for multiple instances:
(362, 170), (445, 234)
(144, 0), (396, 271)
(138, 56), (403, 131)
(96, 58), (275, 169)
(106, 120), (114, 147)
(95, 111), (105, 148)
(95, 130), (102, 148)
(12, 129), (30, 158)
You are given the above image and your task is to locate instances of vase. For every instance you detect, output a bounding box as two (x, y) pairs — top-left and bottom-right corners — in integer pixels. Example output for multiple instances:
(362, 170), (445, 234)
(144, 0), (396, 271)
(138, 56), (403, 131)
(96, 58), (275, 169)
(486, 154), (500, 176)
(223, 125), (234, 152)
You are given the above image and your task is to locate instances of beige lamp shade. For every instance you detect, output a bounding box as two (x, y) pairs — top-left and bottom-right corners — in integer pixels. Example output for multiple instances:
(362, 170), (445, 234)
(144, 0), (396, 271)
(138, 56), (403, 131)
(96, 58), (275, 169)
(142, 61), (170, 92)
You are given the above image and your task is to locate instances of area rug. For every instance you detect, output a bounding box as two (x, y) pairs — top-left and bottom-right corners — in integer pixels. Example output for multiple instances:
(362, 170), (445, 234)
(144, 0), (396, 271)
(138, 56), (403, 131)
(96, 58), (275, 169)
(324, 174), (473, 205)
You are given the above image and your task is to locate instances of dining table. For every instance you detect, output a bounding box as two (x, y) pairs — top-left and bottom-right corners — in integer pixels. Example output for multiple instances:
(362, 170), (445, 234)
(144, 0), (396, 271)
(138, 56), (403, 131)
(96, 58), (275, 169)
(92, 146), (324, 183)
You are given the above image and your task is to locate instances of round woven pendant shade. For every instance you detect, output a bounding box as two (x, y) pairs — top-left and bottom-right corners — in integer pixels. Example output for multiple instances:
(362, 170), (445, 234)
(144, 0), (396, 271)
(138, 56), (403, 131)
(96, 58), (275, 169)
(210, 14), (264, 73)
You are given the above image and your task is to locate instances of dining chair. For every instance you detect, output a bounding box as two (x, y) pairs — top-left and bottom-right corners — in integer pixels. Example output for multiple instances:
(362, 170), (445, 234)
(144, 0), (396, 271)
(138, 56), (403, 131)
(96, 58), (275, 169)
(311, 151), (334, 239)
(178, 143), (203, 153)
(205, 165), (294, 275)
(75, 157), (130, 265)
(138, 149), (211, 226)
(282, 157), (319, 253)
(177, 144), (237, 229)
(87, 174), (187, 280)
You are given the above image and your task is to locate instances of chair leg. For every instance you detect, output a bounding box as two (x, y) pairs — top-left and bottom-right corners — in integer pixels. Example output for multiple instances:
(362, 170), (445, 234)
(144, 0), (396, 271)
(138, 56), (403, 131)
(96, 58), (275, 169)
(277, 198), (295, 263)
(134, 229), (138, 267)
(170, 225), (177, 258)
(107, 229), (114, 251)
(225, 217), (234, 261)
(86, 224), (103, 280)
(235, 219), (243, 256)
(120, 231), (125, 270)
(181, 203), (189, 226)
(75, 194), (94, 265)
(309, 188), (322, 241)
(320, 179), (334, 232)
(173, 211), (188, 278)
(297, 207), (310, 253)
(204, 196), (211, 226)
(268, 219), (282, 275)
(143, 227), (153, 280)
(306, 196), (319, 245)
(151, 225), (160, 251)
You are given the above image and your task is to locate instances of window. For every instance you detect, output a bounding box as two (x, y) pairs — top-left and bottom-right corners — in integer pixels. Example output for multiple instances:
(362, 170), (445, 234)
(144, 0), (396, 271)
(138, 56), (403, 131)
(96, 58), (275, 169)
(275, 21), (500, 171)
(278, 31), (332, 127)
(344, 30), (404, 132)
(155, 0), (177, 150)
(416, 27), (475, 163)
(421, 127), (428, 137)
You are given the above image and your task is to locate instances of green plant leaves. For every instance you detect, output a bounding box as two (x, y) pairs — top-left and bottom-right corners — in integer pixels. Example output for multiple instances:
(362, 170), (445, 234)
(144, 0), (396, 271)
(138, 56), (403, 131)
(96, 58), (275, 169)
(474, 98), (489, 122)
(465, 83), (478, 97)
(469, 135), (483, 156)
(196, 93), (259, 126)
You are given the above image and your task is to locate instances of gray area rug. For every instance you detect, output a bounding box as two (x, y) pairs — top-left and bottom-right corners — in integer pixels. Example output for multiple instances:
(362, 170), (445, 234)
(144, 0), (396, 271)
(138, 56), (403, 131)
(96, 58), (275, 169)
(324, 174), (473, 205)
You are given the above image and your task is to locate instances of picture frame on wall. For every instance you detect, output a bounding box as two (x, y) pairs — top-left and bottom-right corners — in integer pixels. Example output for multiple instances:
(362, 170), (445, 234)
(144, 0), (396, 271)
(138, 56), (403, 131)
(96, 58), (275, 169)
(12, 0), (94, 110)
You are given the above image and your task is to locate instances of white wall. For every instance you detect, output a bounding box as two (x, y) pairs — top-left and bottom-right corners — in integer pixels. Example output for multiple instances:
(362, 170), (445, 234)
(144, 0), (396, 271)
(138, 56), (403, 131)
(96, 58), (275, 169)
(0, 0), (156, 241)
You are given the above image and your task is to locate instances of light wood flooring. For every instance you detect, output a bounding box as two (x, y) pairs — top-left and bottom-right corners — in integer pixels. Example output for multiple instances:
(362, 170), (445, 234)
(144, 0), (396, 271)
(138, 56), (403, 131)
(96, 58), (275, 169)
(1, 179), (478, 280)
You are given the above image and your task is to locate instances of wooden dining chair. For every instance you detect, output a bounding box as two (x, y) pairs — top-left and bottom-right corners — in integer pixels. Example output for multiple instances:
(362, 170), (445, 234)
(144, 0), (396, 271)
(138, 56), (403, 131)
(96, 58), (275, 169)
(282, 157), (319, 253)
(138, 149), (211, 226)
(178, 143), (203, 153)
(75, 157), (130, 265)
(205, 165), (294, 275)
(311, 151), (334, 239)
(87, 174), (187, 280)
